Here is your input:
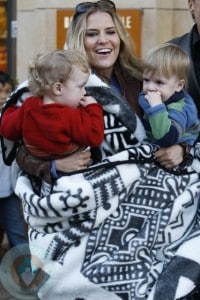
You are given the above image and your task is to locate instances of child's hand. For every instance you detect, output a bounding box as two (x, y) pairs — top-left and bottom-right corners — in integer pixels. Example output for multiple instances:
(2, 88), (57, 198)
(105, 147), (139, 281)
(144, 90), (162, 107)
(79, 96), (97, 107)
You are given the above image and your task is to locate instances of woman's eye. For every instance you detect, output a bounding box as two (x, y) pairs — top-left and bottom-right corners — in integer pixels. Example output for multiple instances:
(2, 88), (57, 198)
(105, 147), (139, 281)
(85, 31), (98, 37)
(106, 30), (116, 35)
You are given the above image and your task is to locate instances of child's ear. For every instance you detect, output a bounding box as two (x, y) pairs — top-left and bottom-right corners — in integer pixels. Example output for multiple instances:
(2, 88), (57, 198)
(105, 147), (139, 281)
(52, 82), (62, 95)
(176, 79), (185, 92)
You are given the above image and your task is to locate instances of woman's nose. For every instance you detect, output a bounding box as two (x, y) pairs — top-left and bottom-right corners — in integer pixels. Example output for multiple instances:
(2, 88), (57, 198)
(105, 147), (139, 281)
(98, 33), (108, 43)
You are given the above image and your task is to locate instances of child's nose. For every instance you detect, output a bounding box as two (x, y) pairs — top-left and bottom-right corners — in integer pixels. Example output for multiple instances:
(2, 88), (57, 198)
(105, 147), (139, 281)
(147, 82), (157, 92)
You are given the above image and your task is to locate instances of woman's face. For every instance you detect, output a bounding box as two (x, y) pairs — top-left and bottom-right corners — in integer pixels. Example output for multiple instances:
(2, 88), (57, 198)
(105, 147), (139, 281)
(84, 11), (120, 78)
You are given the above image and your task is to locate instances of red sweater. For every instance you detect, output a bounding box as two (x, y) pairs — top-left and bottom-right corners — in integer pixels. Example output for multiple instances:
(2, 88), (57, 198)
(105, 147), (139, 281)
(0, 96), (104, 159)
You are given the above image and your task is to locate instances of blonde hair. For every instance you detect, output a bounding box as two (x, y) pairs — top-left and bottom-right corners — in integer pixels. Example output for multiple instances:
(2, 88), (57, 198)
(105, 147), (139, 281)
(143, 43), (190, 87)
(66, 2), (142, 81)
(28, 49), (90, 96)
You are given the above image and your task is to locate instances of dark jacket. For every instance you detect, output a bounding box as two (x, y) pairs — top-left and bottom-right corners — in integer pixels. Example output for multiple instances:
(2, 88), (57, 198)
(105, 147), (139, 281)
(170, 25), (200, 116)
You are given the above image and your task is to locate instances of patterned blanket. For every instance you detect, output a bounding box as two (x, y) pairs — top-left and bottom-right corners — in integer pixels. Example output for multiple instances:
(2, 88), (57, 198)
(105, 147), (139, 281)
(1, 74), (200, 299)
(15, 145), (200, 300)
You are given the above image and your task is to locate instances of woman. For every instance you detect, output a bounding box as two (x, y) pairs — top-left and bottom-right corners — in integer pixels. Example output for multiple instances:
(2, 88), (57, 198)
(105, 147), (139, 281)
(1, 1), (200, 299)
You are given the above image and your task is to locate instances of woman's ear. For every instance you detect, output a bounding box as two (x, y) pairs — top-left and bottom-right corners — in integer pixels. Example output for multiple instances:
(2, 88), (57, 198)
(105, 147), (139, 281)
(52, 82), (62, 95)
(176, 79), (185, 92)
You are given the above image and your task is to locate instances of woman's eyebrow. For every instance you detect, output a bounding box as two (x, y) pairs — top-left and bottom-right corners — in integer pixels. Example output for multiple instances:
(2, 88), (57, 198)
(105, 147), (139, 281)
(86, 26), (116, 31)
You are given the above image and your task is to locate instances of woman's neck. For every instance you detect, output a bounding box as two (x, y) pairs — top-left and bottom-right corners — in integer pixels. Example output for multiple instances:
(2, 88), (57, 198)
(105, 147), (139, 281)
(93, 67), (113, 83)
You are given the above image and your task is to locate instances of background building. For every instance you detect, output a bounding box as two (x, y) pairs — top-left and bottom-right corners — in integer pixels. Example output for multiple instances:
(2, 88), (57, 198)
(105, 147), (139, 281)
(3, 0), (194, 83)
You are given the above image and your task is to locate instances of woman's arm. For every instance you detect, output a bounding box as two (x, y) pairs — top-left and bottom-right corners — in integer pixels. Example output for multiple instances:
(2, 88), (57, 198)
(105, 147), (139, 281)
(55, 150), (91, 172)
(154, 144), (184, 169)
(16, 146), (92, 184)
(16, 146), (52, 183)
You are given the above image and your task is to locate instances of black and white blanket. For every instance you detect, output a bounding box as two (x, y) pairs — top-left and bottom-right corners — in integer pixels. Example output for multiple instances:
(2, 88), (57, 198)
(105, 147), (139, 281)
(2, 74), (200, 300)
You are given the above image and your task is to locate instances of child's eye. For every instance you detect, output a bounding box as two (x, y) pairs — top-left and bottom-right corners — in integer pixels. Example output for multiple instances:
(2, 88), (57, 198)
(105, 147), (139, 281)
(156, 81), (164, 85)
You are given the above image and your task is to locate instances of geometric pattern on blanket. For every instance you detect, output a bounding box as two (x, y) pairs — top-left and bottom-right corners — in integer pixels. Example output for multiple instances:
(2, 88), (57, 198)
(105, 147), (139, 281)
(81, 164), (199, 300)
(16, 144), (200, 300)
(4, 75), (200, 300)
(150, 226), (200, 300)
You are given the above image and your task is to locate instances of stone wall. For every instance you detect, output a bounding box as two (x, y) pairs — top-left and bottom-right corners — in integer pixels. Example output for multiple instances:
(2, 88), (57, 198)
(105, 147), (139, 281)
(16, 0), (193, 82)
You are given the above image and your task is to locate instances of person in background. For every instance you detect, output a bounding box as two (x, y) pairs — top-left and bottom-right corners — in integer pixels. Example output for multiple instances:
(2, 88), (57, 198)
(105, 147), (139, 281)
(139, 43), (199, 151)
(0, 50), (104, 172)
(169, 0), (200, 116)
(0, 70), (27, 250)
(0, 71), (13, 107)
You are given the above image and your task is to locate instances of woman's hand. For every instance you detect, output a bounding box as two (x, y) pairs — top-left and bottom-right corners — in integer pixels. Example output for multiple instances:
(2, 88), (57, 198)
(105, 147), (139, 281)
(55, 149), (92, 173)
(154, 144), (184, 169)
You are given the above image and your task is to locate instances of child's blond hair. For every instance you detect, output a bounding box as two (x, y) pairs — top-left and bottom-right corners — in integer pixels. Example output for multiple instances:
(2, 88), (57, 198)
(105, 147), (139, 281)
(143, 43), (190, 88)
(28, 49), (90, 96)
